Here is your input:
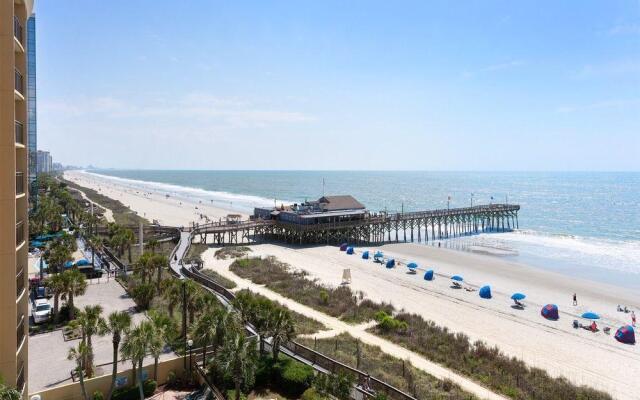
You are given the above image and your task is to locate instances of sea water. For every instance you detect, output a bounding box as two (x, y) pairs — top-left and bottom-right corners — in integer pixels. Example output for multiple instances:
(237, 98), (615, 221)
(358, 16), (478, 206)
(89, 170), (640, 289)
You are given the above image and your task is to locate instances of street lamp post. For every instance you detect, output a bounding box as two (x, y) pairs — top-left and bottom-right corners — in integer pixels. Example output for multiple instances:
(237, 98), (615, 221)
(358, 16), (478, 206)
(187, 339), (193, 379)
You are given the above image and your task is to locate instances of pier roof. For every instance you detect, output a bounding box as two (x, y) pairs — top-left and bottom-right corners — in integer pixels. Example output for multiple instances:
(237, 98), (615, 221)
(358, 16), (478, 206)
(318, 195), (365, 211)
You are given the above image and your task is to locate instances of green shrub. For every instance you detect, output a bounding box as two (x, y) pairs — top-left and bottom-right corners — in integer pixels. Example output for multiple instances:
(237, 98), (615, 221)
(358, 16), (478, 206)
(112, 380), (157, 400)
(131, 283), (155, 310)
(276, 358), (315, 397)
(92, 391), (104, 400)
(301, 387), (326, 400)
(319, 290), (329, 305)
(166, 370), (177, 388)
(225, 390), (247, 400)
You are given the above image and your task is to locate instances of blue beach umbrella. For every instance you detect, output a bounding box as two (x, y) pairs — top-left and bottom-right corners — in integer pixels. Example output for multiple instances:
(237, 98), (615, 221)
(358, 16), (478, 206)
(64, 261), (74, 269)
(511, 293), (526, 301)
(362, 251), (369, 260)
(374, 251), (383, 261)
(386, 259), (395, 269)
(479, 285), (492, 299)
(451, 275), (464, 282)
(581, 312), (600, 320)
(346, 247), (354, 255)
(339, 243), (348, 251)
(407, 262), (418, 270)
(76, 258), (90, 266)
(424, 270), (434, 281)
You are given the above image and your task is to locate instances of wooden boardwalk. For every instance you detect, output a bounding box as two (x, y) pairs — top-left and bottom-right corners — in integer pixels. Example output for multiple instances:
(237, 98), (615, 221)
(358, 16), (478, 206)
(191, 203), (520, 246)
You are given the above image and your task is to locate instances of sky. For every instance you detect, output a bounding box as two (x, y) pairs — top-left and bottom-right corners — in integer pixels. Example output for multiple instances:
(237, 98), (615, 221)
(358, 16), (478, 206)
(36, 1), (640, 171)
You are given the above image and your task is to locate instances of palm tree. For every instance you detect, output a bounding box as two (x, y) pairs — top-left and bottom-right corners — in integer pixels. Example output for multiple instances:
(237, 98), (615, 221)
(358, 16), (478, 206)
(122, 228), (135, 264)
(151, 255), (168, 292)
(74, 305), (107, 378)
(148, 311), (175, 380)
(146, 238), (159, 254)
(183, 280), (201, 328)
(0, 377), (21, 400)
(216, 331), (258, 400)
(134, 253), (153, 283)
(268, 309), (295, 360)
(47, 273), (66, 321)
(122, 321), (159, 400)
(191, 307), (226, 369)
(161, 279), (182, 319)
(64, 269), (88, 320)
(105, 311), (132, 400)
(68, 342), (90, 400)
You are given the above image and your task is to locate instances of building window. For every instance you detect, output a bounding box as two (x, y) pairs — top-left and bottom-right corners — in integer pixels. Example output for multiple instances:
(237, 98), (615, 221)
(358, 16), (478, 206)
(16, 268), (25, 298)
(15, 121), (24, 144)
(14, 16), (23, 44)
(15, 69), (24, 95)
(16, 172), (24, 196)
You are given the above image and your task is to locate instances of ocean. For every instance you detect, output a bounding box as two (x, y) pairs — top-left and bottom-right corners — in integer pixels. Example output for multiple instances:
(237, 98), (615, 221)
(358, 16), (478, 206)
(89, 170), (640, 289)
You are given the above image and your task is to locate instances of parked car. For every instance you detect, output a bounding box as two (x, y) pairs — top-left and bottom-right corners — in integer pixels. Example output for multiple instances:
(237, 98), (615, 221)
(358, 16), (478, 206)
(32, 300), (52, 324)
(32, 285), (49, 300)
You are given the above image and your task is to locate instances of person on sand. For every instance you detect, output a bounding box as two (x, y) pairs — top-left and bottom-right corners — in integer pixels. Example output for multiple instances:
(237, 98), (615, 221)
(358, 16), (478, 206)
(573, 293), (577, 306)
(632, 311), (636, 327)
(590, 321), (598, 332)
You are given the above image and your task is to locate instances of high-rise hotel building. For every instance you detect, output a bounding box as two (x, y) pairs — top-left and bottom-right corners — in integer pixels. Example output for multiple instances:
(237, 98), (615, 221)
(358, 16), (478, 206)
(1, 0), (35, 396)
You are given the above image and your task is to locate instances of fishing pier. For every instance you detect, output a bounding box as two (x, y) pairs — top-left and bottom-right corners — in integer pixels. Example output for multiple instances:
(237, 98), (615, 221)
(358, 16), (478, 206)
(191, 195), (520, 246)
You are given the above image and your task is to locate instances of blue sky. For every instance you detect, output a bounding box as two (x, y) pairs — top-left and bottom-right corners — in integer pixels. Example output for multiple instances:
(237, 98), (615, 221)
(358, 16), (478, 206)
(36, 1), (639, 170)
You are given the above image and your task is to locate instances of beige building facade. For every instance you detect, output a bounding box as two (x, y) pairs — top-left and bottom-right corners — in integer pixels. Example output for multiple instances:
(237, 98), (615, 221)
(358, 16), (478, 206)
(1, 0), (35, 396)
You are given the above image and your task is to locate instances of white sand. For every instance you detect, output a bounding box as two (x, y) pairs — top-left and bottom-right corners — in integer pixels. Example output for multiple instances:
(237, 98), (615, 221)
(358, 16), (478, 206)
(63, 170), (247, 226)
(63, 170), (640, 399)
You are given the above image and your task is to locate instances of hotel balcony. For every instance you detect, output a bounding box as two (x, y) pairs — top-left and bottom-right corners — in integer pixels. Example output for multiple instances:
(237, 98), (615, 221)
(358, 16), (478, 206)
(16, 314), (25, 353)
(14, 16), (24, 53)
(16, 221), (25, 249)
(16, 172), (25, 197)
(16, 361), (25, 394)
(16, 268), (25, 299)
(14, 68), (24, 100)
(15, 121), (25, 146)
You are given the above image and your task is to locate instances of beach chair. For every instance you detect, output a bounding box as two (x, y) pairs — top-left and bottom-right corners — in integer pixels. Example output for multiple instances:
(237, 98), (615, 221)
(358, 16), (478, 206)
(514, 299), (525, 308)
(604, 326), (611, 335)
(573, 320), (580, 329)
(451, 281), (462, 289)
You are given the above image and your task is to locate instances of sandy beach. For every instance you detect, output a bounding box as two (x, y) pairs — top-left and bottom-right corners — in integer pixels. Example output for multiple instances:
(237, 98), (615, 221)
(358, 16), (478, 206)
(65, 170), (640, 399)
(64, 170), (248, 226)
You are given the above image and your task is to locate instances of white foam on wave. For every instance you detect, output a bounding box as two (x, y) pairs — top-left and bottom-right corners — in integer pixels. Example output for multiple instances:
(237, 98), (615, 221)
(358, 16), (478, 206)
(79, 170), (284, 213)
(477, 229), (640, 275)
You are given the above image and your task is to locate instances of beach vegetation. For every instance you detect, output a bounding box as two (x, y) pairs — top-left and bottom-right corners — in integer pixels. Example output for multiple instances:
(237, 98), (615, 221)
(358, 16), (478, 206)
(214, 246), (251, 260)
(371, 312), (613, 400)
(200, 269), (237, 289)
(298, 333), (474, 400)
(130, 282), (155, 310)
(105, 311), (132, 400)
(229, 256), (394, 323)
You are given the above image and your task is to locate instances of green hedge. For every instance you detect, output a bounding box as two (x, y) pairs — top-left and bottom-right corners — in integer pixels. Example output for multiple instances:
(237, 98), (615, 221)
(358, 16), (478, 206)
(112, 380), (157, 400)
(272, 357), (315, 397)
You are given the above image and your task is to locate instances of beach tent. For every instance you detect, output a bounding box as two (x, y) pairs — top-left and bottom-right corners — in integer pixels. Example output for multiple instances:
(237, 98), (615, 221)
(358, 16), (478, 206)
(64, 261), (74, 269)
(362, 251), (369, 260)
(346, 247), (354, 255)
(386, 259), (395, 269)
(407, 262), (418, 270)
(451, 275), (463, 282)
(76, 258), (90, 266)
(424, 270), (434, 281)
(374, 251), (384, 262)
(541, 304), (559, 320)
(615, 325), (635, 345)
(581, 312), (600, 320)
(339, 243), (348, 251)
(479, 285), (492, 299)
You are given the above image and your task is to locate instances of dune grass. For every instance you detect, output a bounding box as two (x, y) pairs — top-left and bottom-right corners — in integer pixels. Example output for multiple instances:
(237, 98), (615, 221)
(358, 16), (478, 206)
(229, 256), (394, 324)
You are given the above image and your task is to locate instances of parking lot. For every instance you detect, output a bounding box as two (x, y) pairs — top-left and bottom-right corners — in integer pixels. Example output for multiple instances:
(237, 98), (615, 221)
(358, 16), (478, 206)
(28, 279), (175, 392)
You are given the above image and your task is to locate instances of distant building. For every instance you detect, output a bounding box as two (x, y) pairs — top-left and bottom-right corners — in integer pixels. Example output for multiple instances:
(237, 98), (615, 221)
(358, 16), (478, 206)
(27, 14), (37, 192)
(36, 150), (52, 174)
(254, 195), (368, 225)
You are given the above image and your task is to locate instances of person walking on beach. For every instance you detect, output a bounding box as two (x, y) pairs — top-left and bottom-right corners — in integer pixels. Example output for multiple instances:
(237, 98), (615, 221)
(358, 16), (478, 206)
(572, 293), (577, 306)
(632, 311), (636, 327)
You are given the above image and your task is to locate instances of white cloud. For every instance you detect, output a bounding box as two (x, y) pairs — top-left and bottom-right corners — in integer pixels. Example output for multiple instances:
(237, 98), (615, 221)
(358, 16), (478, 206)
(608, 24), (640, 36)
(575, 60), (640, 79)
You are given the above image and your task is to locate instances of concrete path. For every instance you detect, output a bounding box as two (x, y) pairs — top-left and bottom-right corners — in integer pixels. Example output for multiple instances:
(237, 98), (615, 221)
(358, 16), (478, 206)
(169, 231), (192, 277)
(206, 258), (508, 400)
